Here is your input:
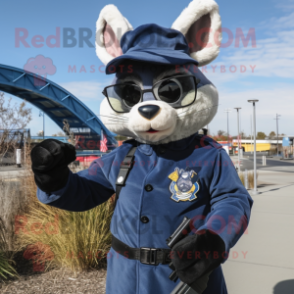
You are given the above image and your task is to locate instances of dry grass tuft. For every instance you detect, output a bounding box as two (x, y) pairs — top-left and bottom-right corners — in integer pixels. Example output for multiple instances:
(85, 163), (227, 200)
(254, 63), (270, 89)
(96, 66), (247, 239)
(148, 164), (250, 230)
(0, 176), (29, 250)
(15, 169), (114, 272)
(238, 170), (258, 189)
(0, 217), (17, 279)
(248, 171), (257, 189)
(238, 172), (244, 186)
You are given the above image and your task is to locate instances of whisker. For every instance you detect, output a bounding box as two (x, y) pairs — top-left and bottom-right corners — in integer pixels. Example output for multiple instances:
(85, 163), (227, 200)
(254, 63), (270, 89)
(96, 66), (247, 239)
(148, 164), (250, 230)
(97, 114), (129, 121)
(105, 117), (127, 121)
(177, 104), (221, 119)
(106, 120), (128, 125)
(106, 131), (133, 138)
(176, 104), (197, 117)
(99, 117), (128, 122)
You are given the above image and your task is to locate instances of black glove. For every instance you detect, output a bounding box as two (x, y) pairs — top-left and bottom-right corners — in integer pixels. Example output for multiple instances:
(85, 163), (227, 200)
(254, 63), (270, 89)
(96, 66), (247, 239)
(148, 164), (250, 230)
(31, 139), (76, 193)
(171, 230), (225, 291)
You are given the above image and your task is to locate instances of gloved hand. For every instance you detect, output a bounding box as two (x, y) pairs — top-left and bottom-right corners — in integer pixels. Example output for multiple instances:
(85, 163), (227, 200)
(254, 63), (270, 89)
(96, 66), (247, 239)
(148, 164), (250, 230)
(171, 230), (225, 292)
(31, 139), (76, 193)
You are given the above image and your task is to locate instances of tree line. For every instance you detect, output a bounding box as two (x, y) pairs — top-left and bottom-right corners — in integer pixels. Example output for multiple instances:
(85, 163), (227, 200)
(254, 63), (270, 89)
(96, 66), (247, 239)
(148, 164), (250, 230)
(211, 130), (285, 141)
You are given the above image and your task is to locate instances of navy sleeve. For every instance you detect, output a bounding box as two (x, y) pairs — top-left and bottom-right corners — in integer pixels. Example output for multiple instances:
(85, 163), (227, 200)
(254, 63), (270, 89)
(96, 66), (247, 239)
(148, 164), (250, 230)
(197, 148), (253, 254)
(37, 156), (115, 212)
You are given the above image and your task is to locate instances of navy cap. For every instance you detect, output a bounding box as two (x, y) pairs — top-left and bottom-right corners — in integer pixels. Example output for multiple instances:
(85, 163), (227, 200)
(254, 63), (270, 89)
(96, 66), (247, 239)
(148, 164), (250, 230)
(105, 24), (199, 74)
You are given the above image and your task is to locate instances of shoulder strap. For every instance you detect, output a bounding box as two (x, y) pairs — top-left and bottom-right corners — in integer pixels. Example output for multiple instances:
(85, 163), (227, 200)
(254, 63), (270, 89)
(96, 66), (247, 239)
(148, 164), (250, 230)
(114, 146), (137, 207)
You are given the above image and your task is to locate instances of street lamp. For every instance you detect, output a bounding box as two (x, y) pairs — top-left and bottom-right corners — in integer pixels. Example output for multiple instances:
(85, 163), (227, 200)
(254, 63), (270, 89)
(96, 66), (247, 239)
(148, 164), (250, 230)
(224, 109), (231, 153)
(274, 114), (281, 156)
(250, 115), (253, 154)
(39, 111), (45, 140)
(248, 100), (259, 195)
(234, 107), (241, 172)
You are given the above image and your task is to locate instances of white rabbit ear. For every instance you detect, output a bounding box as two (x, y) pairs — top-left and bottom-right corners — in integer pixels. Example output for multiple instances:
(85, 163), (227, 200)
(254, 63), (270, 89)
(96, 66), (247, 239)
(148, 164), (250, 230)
(96, 5), (133, 65)
(172, 0), (222, 67)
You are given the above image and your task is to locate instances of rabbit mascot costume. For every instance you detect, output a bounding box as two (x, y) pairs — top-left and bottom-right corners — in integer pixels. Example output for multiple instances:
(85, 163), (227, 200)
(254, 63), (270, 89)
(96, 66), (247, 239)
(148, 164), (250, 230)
(31, 1), (253, 293)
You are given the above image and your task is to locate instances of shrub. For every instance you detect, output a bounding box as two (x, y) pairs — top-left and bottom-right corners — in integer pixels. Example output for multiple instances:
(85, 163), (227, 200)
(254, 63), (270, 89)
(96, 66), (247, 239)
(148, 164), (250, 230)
(0, 217), (17, 279)
(248, 171), (256, 189)
(238, 172), (244, 186)
(16, 169), (114, 272)
(238, 170), (258, 189)
(0, 176), (29, 250)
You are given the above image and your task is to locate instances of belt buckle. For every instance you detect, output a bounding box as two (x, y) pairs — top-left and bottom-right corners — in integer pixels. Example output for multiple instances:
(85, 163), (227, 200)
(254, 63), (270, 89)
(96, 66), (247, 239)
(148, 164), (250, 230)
(140, 247), (159, 265)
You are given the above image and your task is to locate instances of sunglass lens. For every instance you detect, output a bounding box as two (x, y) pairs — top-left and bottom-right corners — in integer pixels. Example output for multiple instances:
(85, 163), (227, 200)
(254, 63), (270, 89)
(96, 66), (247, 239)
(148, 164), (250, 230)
(157, 80), (181, 103)
(107, 84), (141, 112)
(119, 84), (141, 107)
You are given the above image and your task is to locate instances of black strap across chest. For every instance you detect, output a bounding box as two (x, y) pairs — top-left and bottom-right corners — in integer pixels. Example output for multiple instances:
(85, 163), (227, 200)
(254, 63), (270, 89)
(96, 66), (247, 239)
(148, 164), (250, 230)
(114, 146), (137, 207)
(113, 146), (172, 266)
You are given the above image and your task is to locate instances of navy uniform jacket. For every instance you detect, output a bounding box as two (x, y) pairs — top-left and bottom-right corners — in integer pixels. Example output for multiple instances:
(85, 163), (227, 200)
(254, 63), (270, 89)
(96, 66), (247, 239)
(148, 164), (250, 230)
(37, 134), (253, 294)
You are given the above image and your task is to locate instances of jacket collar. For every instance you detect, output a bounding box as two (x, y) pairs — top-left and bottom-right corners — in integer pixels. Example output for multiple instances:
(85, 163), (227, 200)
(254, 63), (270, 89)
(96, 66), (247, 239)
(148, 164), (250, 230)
(137, 133), (198, 156)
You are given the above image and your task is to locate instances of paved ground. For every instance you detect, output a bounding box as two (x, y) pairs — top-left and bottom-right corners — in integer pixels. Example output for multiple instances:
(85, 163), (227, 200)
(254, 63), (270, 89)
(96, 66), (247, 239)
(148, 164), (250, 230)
(0, 165), (27, 178)
(231, 154), (294, 173)
(222, 170), (294, 294)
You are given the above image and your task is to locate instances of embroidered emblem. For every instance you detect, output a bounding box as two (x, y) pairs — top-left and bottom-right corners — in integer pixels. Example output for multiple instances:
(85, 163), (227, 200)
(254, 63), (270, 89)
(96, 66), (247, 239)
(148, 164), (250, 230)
(168, 168), (199, 202)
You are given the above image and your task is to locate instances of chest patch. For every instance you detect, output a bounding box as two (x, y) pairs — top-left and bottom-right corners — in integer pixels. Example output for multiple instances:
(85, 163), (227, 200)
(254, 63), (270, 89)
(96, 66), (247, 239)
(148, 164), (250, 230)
(168, 167), (199, 202)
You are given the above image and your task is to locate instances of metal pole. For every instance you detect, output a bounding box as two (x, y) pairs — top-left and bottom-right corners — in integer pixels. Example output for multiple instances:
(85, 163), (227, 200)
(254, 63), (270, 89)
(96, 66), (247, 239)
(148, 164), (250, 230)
(224, 109), (231, 151)
(245, 169), (248, 189)
(250, 115), (253, 154)
(240, 111), (242, 140)
(274, 114), (281, 156)
(237, 109), (241, 172)
(227, 112), (229, 142)
(24, 137), (26, 166)
(240, 110), (243, 158)
(227, 112), (230, 154)
(276, 114), (278, 156)
(253, 102), (258, 194)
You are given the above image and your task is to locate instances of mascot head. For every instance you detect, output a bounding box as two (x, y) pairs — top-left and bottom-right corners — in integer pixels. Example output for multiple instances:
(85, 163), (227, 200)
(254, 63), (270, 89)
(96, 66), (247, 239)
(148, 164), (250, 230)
(96, 0), (222, 144)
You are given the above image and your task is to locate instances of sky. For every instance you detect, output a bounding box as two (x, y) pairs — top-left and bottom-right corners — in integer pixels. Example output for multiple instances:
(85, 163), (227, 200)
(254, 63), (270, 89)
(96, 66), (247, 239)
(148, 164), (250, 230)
(0, 0), (294, 137)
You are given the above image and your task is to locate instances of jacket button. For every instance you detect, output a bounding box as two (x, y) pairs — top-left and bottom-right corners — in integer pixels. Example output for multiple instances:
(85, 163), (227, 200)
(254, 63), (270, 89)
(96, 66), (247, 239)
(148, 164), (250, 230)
(141, 216), (149, 223)
(145, 184), (153, 192)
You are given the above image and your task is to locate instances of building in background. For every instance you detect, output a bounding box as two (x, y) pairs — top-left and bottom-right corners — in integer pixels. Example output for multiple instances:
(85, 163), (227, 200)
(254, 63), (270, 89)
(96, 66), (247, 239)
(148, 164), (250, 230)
(232, 139), (283, 155)
(282, 136), (294, 159)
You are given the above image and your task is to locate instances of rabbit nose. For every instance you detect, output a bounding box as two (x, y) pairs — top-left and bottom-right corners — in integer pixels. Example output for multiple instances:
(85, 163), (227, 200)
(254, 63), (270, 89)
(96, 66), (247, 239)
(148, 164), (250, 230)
(138, 105), (160, 120)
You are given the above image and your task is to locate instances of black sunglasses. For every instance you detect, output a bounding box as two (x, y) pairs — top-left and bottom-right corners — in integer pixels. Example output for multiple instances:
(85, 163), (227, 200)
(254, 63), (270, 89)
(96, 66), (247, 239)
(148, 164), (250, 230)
(102, 74), (200, 113)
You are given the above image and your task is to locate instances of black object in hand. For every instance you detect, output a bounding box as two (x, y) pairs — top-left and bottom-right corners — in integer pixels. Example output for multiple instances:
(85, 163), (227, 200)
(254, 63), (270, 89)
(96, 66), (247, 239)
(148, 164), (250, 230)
(167, 217), (225, 294)
(31, 139), (76, 193)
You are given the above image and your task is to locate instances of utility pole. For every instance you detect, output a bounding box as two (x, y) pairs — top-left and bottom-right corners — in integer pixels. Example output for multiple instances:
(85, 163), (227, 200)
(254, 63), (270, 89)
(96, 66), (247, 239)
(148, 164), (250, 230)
(39, 111), (45, 140)
(234, 107), (241, 172)
(248, 100), (259, 195)
(224, 109), (231, 149)
(274, 114), (281, 156)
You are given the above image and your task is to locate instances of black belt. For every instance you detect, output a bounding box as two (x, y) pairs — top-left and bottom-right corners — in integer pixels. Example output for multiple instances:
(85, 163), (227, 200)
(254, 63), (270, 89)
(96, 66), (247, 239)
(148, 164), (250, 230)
(111, 235), (171, 266)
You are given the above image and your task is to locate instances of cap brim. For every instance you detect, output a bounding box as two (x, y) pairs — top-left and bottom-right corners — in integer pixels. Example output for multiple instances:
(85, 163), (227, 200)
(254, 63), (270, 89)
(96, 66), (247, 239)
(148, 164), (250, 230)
(105, 49), (199, 74)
